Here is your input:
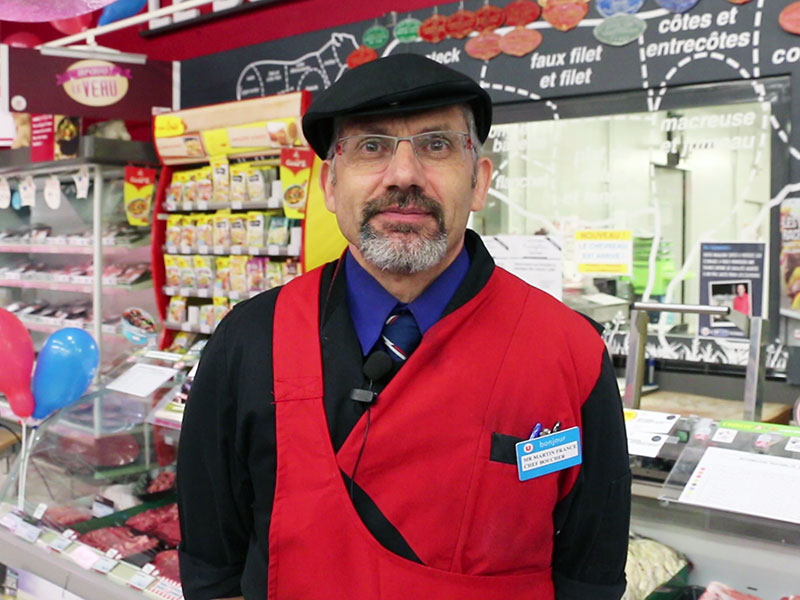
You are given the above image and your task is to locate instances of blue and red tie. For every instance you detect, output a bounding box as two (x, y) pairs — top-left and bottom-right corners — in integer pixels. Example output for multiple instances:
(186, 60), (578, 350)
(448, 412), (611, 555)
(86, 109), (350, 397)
(381, 306), (422, 362)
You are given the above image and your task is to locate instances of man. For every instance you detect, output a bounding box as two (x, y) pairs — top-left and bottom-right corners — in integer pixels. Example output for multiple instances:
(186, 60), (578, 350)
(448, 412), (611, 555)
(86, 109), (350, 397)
(177, 54), (630, 600)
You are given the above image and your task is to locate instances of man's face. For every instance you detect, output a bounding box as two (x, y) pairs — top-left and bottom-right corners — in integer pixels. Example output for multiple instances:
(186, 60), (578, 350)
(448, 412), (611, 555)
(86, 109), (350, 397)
(320, 105), (492, 274)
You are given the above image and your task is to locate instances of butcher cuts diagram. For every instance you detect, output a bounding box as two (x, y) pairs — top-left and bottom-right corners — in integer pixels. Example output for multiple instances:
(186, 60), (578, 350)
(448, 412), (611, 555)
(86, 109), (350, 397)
(236, 32), (359, 99)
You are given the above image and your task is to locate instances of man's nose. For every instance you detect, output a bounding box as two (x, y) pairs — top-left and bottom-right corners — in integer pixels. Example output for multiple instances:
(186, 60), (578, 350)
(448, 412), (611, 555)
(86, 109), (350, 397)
(381, 139), (427, 189)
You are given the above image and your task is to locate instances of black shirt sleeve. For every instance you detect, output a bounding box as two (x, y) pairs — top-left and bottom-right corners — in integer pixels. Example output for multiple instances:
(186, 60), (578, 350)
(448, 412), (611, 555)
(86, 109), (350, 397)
(551, 349), (631, 600)
(177, 291), (278, 600)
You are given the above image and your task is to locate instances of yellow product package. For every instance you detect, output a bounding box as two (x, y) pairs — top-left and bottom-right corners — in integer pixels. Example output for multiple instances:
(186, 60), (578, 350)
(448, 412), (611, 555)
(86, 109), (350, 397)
(266, 117), (301, 147)
(165, 170), (188, 211)
(214, 256), (231, 293)
(246, 166), (267, 203)
(211, 158), (230, 204)
(229, 254), (249, 293)
(196, 166), (213, 205)
(123, 166), (156, 227)
(230, 163), (250, 204)
(199, 303), (215, 329)
(180, 215), (197, 249)
(193, 255), (216, 290)
(164, 254), (181, 288)
(213, 210), (231, 247)
(166, 215), (182, 247)
(196, 213), (214, 248)
(182, 169), (200, 208)
(246, 211), (267, 248)
(266, 260), (283, 289)
(213, 296), (230, 326)
(230, 212), (248, 246)
(280, 148), (314, 218)
(167, 296), (187, 324)
(176, 255), (196, 289)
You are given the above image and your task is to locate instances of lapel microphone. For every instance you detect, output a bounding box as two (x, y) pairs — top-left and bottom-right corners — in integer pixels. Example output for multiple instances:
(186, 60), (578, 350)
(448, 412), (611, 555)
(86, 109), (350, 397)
(350, 351), (393, 404)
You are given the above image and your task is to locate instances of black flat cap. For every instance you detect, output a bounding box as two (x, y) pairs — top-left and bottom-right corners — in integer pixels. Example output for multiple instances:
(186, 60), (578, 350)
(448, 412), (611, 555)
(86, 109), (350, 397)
(302, 54), (492, 158)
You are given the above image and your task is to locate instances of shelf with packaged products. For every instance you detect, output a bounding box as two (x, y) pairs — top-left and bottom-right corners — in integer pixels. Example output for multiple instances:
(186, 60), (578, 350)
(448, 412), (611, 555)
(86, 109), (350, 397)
(0, 278), (152, 294)
(162, 242), (301, 257)
(162, 198), (284, 212)
(0, 240), (150, 256)
(161, 286), (265, 301)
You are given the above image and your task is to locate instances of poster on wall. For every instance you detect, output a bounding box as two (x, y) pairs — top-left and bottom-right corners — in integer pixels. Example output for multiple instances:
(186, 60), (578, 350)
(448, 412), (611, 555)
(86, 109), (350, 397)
(699, 242), (765, 338)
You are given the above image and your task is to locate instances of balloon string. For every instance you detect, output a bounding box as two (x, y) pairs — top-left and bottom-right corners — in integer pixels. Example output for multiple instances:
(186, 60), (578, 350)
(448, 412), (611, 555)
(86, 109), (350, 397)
(17, 424), (26, 511)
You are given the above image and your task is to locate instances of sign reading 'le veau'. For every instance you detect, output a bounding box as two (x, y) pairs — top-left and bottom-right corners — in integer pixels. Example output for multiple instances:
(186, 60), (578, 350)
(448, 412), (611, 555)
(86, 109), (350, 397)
(57, 59), (131, 107)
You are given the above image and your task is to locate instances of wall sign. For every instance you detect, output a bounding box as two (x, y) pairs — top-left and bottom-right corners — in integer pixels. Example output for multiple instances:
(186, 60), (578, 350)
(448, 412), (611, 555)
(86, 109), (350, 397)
(58, 60), (131, 107)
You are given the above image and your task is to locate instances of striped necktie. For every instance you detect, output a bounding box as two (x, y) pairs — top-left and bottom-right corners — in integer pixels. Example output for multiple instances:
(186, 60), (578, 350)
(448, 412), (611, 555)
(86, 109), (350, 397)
(381, 306), (422, 362)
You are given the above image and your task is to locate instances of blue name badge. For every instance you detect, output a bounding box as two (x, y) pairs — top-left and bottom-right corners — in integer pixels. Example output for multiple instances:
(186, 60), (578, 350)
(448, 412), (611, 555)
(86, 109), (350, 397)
(515, 427), (582, 481)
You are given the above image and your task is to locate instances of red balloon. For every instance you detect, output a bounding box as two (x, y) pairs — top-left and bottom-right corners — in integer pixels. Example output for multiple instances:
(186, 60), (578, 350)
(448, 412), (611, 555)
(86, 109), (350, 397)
(51, 13), (93, 35)
(3, 32), (43, 48)
(0, 308), (35, 418)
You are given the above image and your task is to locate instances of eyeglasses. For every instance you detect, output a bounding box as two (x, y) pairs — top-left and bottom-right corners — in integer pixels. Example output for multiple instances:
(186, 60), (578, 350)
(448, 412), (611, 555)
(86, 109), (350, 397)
(335, 130), (473, 173)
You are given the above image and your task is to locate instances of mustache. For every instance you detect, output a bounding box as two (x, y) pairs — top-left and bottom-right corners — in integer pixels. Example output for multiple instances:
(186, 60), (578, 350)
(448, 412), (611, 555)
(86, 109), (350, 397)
(361, 188), (444, 228)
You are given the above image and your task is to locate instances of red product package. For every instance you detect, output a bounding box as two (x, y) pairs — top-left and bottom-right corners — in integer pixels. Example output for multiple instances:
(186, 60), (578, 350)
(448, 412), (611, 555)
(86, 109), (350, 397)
(699, 582), (764, 600)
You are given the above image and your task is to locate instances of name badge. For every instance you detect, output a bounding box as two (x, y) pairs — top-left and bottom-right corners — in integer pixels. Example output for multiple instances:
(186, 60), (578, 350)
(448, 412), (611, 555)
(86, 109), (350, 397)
(515, 426), (582, 481)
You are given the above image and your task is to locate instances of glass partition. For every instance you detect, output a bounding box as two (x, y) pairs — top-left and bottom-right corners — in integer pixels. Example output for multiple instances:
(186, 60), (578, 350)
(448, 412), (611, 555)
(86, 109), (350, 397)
(476, 78), (790, 368)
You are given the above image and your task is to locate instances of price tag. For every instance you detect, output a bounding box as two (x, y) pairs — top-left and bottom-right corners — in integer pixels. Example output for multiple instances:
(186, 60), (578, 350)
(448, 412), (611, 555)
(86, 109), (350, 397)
(199, 324), (212, 334)
(197, 244), (210, 254)
(181, 323), (193, 332)
(196, 200), (208, 210)
(128, 571), (155, 590)
(73, 167), (90, 199)
(179, 287), (192, 296)
(248, 246), (262, 255)
(49, 535), (73, 553)
(62, 528), (77, 540)
(32, 503), (47, 521)
(0, 512), (23, 531)
(197, 289), (210, 298)
(92, 555), (118, 574)
(69, 544), (100, 570)
(44, 175), (61, 210)
(182, 201), (193, 211)
(230, 245), (243, 254)
(163, 286), (177, 295)
(165, 244), (178, 254)
(14, 520), (41, 543)
(213, 245), (227, 255)
(179, 244), (193, 254)
(231, 201), (243, 210)
(142, 563), (157, 575)
(267, 244), (280, 255)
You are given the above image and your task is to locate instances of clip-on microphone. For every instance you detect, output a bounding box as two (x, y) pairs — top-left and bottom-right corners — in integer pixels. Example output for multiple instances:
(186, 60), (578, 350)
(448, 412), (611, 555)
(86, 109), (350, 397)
(350, 351), (393, 404)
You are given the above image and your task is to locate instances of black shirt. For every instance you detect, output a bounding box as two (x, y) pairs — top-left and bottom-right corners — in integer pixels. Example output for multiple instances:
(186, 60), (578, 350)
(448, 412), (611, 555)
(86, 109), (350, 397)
(177, 231), (631, 600)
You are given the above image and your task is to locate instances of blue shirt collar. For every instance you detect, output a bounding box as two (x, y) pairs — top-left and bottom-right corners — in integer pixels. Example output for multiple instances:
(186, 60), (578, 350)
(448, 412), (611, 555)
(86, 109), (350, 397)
(345, 246), (470, 356)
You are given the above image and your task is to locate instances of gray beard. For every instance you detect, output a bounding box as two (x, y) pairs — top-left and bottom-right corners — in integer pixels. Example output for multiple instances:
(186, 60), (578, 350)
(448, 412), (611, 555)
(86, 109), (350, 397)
(360, 224), (447, 274)
(358, 188), (448, 274)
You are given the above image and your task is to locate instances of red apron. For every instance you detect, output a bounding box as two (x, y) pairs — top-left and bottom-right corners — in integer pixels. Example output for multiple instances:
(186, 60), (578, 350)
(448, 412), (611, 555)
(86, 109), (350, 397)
(269, 265), (604, 599)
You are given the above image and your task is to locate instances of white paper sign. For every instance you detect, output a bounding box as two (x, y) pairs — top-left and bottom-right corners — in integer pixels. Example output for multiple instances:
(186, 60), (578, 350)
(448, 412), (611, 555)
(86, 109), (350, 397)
(678, 447), (800, 525)
(712, 428), (738, 444)
(69, 544), (100, 570)
(482, 235), (563, 300)
(0, 177), (10, 209)
(623, 409), (680, 434)
(73, 166), (90, 199)
(19, 175), (36, 207)
(786, 437), (800, 453)
(106, 363), (178, 398)
(44, 175), (61, 210)
(574, 229), (633, 276)
(626, 430), (669, 458)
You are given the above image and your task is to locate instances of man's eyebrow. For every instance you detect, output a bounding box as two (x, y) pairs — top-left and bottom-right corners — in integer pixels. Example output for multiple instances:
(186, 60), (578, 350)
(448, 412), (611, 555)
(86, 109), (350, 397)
(343, 123), (456, 136)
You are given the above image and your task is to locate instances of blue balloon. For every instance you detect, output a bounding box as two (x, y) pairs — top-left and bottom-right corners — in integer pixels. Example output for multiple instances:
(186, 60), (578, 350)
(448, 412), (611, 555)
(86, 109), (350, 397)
(98, 0), (147, 27)
(32, 328), (99, 421)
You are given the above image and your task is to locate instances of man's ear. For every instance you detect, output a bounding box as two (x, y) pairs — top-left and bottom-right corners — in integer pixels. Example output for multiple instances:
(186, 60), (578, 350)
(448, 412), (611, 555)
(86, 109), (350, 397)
(320, 159), (336, 213)
(470, 156), (493, 213)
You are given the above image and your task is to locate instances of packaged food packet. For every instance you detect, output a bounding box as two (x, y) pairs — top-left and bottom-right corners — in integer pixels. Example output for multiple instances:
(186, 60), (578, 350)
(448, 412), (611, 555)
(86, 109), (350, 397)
(165, 171), (187, 211)
(199, 304), (215, 329)
(193, 255), (215, 290)
(246, 166), (267, 203)
(247, 211), (267, 248)
(196, 166), (213, 205)
(283, 258), (301, 284)
(166, 331), (196, 354)
(246, 257), (265, 292)
(230, 163), (250, 204)
(213, 296), (230, 326)
(215, 256), (231, 293)
(164, 255), (181, 288)
(280, 147), (314, 217)
(213, 210), (231, 248)
(167, 296), (187, 323)
(266, 260), (284, 289)
(267, 217), (290, 246)
(166, 215), (182, 247)
(182, 169), (199, 208)
(177, 256), (196, 289)
(230, 213), (247, 246)
(196, 214), (214, 248)
(211, 158), (230, 204)
(180, 215), (197, 249)
(230, 255), (249, 293)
